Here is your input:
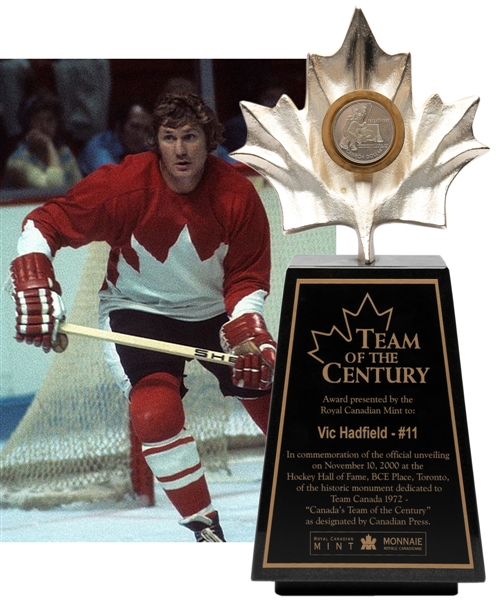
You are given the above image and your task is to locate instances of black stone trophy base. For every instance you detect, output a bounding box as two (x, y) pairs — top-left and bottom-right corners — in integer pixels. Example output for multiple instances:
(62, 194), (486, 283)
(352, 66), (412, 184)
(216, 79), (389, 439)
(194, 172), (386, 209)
(252, 256), (484, 596)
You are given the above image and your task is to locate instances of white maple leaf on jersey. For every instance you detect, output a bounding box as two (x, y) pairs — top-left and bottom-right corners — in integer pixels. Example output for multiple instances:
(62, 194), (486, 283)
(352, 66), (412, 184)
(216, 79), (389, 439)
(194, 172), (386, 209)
(104, 226), (229, 321)
(231, 9), (488, 263)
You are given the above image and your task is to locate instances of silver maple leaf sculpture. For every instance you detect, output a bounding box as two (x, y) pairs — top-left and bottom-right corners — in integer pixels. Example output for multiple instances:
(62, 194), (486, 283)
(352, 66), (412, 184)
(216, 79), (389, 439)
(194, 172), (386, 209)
(231, 9), (488, 264)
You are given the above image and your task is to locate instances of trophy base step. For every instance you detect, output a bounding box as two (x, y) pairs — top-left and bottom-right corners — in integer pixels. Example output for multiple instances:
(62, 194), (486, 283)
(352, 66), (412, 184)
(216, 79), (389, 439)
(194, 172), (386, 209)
(275, 581), (458, 596)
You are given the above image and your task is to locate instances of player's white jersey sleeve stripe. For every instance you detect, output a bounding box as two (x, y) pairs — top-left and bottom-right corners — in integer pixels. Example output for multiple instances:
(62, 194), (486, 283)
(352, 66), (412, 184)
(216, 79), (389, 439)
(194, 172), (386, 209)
(230, 289), (267, 320)
(17, 220), (53, 258)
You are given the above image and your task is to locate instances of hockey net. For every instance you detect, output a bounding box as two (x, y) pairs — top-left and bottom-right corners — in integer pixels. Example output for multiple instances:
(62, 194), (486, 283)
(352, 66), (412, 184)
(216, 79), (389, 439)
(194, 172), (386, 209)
(0, 175), (335, 510)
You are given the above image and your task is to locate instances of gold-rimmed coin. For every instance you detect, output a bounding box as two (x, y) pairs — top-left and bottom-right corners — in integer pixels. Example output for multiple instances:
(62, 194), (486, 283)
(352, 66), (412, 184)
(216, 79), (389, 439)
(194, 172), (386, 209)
(322, 90), (405, 173)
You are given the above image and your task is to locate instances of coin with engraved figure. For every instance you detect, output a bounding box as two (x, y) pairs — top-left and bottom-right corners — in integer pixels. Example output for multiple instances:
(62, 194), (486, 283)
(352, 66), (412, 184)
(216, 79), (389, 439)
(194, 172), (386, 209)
(333, 100), (395, 165)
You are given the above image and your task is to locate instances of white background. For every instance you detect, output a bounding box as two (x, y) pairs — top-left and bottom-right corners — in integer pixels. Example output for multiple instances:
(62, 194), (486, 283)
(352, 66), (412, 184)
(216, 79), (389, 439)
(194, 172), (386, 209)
(1, 1), (498, 598)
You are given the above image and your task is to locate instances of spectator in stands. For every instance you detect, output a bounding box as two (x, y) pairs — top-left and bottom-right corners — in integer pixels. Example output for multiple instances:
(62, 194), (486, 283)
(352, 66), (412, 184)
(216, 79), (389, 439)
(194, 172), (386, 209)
(0, 60), (35, 180)
(52, 59), (111, 145)
(78, 102), (153, 176)
(3, 91), (81, 190)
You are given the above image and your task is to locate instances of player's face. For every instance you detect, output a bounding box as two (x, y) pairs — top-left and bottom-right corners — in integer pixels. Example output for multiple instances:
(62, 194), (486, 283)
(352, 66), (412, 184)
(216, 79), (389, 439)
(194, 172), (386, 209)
(157, 123), (208, 193)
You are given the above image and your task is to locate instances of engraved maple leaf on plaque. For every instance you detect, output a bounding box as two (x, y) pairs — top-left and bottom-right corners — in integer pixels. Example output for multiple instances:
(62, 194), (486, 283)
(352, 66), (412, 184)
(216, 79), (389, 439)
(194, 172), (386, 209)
(231, 9), (488, 264)
(308, 293), (393, 365)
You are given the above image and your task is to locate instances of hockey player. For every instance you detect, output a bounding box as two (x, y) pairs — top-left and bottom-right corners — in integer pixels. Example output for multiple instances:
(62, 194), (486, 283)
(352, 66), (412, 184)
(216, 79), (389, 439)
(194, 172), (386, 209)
(9, 92), (276, 542)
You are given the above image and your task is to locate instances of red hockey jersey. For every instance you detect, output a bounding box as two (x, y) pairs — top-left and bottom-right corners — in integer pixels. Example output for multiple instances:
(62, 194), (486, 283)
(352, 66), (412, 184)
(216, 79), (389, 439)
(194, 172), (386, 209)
(18, 153), (271, 321)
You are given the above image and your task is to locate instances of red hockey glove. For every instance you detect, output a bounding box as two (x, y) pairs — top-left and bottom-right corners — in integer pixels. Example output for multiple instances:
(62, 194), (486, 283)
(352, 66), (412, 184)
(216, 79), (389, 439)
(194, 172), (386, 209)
(10, 252), (67, 353)
(220, 312), (276, 391)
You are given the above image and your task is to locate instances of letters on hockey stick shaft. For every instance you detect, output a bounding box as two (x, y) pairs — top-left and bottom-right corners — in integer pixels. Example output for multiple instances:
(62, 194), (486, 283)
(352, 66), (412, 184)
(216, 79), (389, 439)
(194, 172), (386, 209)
(59, 322), (237, 366)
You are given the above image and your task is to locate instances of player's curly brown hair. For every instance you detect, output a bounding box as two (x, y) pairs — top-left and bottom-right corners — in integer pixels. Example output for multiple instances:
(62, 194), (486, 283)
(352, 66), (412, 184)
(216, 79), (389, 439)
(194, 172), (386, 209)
(151, 93), (224, 153)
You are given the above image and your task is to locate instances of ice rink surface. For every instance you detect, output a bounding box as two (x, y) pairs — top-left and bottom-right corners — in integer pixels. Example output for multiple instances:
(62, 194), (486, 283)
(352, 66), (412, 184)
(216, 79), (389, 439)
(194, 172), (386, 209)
(1, 449), (264, 543)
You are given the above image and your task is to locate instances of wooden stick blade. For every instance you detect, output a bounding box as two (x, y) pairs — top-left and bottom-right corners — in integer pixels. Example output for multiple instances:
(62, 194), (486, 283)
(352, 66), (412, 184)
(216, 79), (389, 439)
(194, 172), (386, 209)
(59, 322), (237, 367)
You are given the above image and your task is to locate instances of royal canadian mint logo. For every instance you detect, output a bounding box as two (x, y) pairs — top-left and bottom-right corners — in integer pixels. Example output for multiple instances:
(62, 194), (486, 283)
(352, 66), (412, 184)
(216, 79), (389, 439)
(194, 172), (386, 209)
(310, 531), (426, 556)
(308, 293), (430, 388)
(360, 533), (377, 550)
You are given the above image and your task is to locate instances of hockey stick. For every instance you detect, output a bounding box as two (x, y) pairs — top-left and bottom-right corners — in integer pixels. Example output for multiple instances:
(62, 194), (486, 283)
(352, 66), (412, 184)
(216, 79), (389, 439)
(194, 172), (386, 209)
(59, 322), (237, 366)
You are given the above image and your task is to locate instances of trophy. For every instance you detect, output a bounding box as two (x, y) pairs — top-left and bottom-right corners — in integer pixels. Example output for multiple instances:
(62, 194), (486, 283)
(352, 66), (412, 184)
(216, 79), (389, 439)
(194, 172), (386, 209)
(232, 9), (487, 596)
